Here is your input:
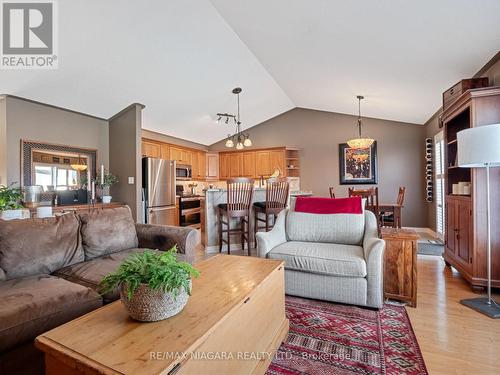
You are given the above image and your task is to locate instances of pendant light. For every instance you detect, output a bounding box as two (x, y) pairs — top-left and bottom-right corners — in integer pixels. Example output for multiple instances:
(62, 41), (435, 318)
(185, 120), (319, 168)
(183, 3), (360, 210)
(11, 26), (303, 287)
(217, 87), (252, 149)
(70, 154), (88, 171)
(347, 95), (374, 149)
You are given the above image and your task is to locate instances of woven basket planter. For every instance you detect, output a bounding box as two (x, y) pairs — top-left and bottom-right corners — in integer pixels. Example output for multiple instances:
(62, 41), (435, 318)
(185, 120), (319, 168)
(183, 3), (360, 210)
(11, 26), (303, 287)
(120, 281), (191, 322)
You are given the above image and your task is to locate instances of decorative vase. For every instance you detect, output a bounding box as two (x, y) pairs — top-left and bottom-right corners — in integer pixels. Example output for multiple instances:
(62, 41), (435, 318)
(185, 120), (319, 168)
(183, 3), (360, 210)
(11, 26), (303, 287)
(119, 281), (191, 322)
(102, 195), (112, 204)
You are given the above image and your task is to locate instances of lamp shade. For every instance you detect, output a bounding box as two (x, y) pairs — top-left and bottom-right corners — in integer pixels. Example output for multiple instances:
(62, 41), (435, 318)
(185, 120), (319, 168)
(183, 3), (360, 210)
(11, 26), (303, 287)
(457, 124), (500, 168)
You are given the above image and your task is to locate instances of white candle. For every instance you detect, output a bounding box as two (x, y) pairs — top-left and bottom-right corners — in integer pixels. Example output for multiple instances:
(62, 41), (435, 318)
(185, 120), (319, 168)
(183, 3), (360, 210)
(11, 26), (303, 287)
(91, 180), (95, 200)
(87, 169), (91, 191)
(100, 164), (104, 186)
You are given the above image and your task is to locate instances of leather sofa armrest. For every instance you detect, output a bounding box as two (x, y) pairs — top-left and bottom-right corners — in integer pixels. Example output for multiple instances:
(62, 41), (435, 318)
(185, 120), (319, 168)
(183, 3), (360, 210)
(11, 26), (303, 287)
(135, 224), (199, 259)
(256, 210), (288, 258)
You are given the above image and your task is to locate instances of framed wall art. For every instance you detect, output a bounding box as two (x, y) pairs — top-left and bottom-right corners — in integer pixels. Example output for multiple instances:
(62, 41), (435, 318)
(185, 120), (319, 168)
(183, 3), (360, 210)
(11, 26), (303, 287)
(339, 142), (377, 185)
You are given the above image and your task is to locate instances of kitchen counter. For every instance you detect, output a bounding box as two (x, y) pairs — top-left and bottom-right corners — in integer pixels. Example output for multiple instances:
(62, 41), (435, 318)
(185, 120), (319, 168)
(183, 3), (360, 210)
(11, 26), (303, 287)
(202, 189), (312, 252)
(203, 189), (267, 252)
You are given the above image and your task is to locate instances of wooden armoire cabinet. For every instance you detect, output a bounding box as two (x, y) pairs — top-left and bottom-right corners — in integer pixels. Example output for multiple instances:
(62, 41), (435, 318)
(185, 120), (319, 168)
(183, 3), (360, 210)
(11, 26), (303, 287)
(443, 86), (500, 290)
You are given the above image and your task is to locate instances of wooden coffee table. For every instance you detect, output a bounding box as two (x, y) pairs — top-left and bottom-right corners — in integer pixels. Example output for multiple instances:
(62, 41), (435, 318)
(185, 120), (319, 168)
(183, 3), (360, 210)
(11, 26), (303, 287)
(35, 255), (288, 375)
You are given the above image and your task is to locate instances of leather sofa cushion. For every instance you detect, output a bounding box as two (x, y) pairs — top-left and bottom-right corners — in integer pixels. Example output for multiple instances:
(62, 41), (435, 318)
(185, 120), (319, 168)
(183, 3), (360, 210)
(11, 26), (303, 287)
(54, 248), (189, 303)
(285, 211), (365, 245)
(79, 206), (138, 260)
(0, 214), (84, 280)
(268, 241), (367, 277)
(0, 275), (102, 352)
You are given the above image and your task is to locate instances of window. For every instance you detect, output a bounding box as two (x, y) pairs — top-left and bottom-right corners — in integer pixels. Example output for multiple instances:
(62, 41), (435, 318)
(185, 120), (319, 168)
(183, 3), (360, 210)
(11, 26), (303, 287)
(435, 132), (445, 239)
(34, 164), (80, 191)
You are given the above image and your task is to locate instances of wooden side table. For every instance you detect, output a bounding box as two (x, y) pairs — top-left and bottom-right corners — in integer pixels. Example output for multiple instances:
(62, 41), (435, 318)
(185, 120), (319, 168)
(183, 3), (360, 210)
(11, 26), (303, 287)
(381, 228), (419, 307)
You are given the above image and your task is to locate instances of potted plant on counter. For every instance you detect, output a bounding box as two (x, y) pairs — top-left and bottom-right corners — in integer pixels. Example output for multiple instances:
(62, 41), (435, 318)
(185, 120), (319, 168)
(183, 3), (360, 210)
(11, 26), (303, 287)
(96, 170), (118, 203)
(0, 184), (30, 220)
(100, 247), (199, 322)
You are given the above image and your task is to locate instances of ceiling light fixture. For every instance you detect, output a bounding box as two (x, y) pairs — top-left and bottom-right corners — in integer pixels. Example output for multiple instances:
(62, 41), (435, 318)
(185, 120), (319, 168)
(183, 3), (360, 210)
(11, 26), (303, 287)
(347, 95), (374, 149)
(217, 87), (252, 149)
(70, 155), (88, 171)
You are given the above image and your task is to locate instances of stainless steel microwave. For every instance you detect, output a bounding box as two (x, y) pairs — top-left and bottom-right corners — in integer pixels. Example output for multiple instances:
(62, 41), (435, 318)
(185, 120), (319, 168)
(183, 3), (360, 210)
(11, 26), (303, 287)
(176, 164), (192, 180)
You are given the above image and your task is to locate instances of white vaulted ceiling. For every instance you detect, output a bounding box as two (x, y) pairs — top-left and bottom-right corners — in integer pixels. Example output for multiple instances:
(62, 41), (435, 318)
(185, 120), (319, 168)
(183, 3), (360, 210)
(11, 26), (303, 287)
(210, 0), (500, 125)
(1, 0), (500, 145)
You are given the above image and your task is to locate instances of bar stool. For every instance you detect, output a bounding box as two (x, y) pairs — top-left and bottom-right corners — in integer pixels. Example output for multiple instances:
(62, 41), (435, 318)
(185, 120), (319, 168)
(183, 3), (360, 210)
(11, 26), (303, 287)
(254, 178), (289, 242)
(218, 178), (254, 255)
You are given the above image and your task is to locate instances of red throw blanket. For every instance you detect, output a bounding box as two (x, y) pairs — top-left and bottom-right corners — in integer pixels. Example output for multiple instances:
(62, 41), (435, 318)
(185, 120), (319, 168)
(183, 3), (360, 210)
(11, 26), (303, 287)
(294, 196), (363, 214)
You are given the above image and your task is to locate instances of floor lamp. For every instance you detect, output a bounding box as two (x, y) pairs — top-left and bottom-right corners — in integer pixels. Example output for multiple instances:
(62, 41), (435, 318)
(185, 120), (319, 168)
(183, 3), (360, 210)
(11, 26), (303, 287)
(457, 123), (500, 319)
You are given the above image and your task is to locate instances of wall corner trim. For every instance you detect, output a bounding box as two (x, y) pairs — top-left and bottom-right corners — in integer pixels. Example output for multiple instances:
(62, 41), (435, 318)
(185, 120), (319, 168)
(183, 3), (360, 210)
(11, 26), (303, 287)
(108, 103), (146, 122)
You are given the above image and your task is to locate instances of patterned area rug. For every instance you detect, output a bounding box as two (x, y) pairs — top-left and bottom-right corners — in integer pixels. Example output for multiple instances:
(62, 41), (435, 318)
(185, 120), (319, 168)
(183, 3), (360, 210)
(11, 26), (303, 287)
(417, 242), (444, 256)
(267, 296), (427, 375)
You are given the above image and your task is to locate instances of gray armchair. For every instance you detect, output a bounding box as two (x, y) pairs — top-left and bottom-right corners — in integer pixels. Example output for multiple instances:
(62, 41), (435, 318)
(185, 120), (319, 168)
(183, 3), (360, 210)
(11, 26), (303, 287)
(257, 208), (385, 308)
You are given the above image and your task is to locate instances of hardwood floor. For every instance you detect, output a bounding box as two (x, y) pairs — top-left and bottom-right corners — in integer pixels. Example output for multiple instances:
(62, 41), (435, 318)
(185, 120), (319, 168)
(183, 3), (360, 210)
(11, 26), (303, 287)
(407, 255), (500, 375)
(194, 245), (500, 374)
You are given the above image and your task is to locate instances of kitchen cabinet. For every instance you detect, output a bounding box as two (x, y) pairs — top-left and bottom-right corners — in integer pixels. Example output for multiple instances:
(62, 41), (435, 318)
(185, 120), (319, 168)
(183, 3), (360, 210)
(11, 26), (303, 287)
(191, 151), (206, 180)
(206, 153), (219, 180)
(160, 144), (170, 159)
(255, 151), (271, 177)
(218, 147), (300, 180)
(241, 152), (256, 177)
(269, 150), (285, 176)
(219, 153), (230, 179)
(229, 153), (241, 178)
(142, 138), (207, 181)
(141, 140), (161, 158)
(170, 147), (191, 165)
(197, 151), (206, 179)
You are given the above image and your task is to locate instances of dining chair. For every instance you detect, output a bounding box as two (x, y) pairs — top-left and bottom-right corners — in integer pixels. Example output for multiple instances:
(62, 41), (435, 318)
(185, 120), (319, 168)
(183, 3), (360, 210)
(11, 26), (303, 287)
(381, 186), (406, 228)
(254, 178), (289, 243)
(217, 178), (254, 255)
(329, 187), (336, 198)
(348, 187), (381, 235)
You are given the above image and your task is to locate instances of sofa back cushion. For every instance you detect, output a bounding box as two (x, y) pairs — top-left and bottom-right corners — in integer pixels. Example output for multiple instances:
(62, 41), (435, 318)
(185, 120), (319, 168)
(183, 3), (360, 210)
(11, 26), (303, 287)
(0, 214), (84, 280)
(79, 206), (138, 260)
(286, 198), (365, 245)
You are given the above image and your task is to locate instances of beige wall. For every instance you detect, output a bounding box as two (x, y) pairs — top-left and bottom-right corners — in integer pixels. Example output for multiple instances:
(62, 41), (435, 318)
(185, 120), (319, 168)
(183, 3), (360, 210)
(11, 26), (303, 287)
(142, 129), (208, 151)
(210, 107), (427, 227)
(109, 104), (144, 222)
(3, 96), (109, 185)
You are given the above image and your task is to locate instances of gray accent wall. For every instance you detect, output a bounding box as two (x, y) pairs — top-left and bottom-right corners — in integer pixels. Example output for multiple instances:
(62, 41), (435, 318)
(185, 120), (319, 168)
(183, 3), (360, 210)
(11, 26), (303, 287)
(109, 104), (144, 222)
(210, 107), (427, 227)
(2, 96), (109, 185)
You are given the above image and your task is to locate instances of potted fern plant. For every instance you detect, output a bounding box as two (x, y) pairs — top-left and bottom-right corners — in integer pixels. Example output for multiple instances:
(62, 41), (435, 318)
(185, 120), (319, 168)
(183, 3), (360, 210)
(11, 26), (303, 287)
(0, 184), (29, 220)
(100, 247), (199, 322)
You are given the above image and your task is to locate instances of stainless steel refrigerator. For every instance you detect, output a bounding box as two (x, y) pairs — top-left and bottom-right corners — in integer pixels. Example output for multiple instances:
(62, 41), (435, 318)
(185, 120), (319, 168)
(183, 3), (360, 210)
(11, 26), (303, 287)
(142, 157), (177, 226)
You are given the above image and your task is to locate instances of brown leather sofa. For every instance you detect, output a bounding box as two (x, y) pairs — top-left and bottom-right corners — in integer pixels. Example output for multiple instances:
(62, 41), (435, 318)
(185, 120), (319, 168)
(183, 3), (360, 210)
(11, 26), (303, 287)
(0, 206), (199, 375)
